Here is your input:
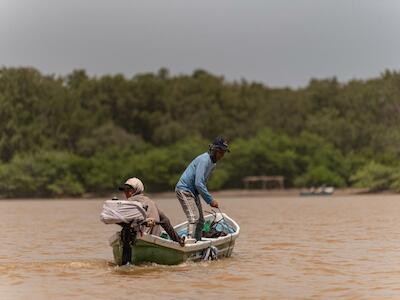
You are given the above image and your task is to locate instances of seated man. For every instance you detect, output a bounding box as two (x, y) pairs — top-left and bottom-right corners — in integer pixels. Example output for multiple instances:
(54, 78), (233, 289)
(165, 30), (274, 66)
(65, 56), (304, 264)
(119, 177), (184, 246)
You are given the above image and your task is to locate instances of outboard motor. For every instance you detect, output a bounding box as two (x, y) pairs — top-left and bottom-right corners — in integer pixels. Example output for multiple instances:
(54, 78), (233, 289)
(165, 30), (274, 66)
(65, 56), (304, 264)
(100, 197), (147, 265)
(120, 223), (137, 265)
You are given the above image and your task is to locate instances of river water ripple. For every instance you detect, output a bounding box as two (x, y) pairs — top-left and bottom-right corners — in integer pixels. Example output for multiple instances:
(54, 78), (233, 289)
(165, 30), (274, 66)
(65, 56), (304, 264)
(1, 194), (400, 299)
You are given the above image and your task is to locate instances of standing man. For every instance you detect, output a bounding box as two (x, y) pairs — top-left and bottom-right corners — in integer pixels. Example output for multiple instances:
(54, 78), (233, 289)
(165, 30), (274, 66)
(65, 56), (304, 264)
(175, 137), (230, 242)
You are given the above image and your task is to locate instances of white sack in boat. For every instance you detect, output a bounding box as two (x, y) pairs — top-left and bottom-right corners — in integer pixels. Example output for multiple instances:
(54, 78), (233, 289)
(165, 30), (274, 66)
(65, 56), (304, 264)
(100, 200), (147, 224)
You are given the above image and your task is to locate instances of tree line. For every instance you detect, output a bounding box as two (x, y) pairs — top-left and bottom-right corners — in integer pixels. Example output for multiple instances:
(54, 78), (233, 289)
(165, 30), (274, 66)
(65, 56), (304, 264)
(1, 67), (400, 197)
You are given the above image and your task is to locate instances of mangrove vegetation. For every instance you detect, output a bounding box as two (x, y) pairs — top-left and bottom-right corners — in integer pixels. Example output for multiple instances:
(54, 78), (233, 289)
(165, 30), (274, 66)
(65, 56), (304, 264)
(1, 67), (400, 197)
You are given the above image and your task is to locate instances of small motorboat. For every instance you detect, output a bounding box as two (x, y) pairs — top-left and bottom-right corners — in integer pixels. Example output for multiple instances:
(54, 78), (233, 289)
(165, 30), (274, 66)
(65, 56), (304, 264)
(300, 186), (335, 196)
(108, 212), (240, 266)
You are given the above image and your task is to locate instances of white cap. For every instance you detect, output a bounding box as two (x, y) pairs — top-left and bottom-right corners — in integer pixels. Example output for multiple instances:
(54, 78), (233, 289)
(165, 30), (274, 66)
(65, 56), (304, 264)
(119, 177), (144, 194)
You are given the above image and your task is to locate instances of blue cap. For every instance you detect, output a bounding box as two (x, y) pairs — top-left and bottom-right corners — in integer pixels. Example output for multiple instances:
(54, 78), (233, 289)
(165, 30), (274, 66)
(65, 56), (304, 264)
(212, 137), (230, 152)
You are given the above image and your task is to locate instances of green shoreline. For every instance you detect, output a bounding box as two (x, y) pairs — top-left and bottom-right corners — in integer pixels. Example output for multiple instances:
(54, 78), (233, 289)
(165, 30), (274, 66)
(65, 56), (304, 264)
(2, 68), (400, 197)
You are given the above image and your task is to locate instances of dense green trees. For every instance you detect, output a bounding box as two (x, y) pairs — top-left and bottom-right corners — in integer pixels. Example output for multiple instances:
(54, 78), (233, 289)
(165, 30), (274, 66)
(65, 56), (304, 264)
(1, 67), (400, 197)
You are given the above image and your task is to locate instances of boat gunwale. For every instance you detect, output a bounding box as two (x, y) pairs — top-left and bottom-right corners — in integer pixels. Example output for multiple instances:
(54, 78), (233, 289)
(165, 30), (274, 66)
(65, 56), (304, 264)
(136, 213), (240, 252)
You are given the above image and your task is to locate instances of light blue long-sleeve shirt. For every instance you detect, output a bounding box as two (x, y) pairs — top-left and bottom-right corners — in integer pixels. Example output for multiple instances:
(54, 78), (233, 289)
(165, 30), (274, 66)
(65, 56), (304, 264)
(175, 152), (216, 204)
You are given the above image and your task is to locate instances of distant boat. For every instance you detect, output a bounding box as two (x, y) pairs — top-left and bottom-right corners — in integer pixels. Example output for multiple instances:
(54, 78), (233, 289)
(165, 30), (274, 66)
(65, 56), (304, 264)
(300, 186), (334, 196)
(108, 212), (240, 266)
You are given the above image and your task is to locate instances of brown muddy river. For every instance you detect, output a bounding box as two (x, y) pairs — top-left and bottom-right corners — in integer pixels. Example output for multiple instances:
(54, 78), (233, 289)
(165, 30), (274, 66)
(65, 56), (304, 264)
(1, 193), (400, 299)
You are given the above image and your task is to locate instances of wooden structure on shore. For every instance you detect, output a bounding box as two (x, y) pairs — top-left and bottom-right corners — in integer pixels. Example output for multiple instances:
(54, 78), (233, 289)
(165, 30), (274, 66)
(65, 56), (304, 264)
(242, 176), (284, 190)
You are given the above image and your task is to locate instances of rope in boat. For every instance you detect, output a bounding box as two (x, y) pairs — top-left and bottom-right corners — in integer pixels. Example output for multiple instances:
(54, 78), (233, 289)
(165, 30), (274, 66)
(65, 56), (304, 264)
(217, 207), (234, 256)
(202, 207), (234, 258)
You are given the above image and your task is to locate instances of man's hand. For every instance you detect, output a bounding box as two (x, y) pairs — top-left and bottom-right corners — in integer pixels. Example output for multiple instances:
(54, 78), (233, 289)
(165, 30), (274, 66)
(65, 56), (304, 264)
(210, 200), (219, 208)
(145, 218), (156, 227)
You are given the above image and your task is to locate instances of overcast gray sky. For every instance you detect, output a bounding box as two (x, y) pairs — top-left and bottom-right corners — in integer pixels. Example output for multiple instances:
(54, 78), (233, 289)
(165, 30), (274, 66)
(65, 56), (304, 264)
(1, 0), (400, 87)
